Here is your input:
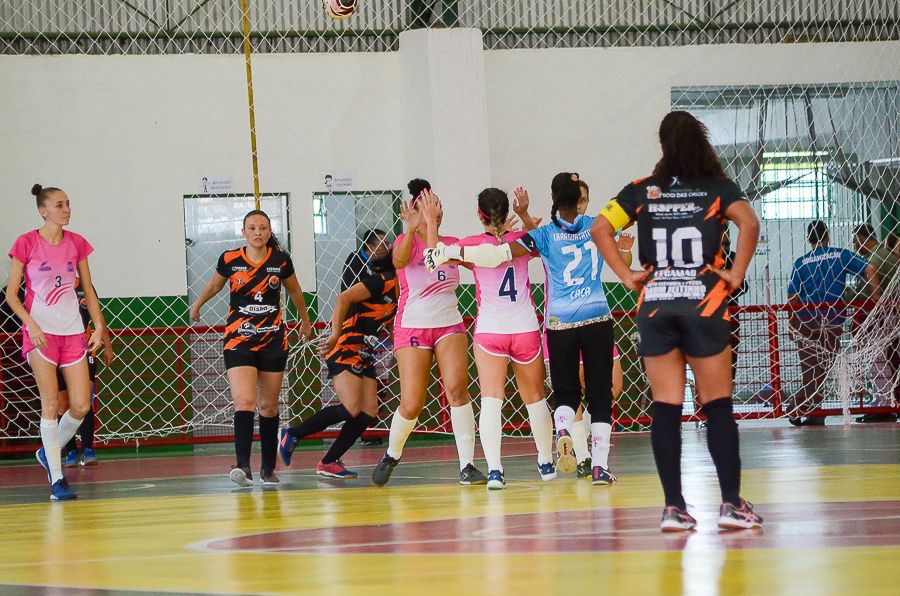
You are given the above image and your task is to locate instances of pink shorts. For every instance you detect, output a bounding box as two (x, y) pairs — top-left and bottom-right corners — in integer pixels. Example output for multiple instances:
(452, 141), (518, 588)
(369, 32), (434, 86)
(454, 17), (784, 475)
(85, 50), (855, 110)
(23, 331), (87, 367)
(394, 323), (467, 350)
(474, 330), (542, 364)
(542, 333), (620, 362)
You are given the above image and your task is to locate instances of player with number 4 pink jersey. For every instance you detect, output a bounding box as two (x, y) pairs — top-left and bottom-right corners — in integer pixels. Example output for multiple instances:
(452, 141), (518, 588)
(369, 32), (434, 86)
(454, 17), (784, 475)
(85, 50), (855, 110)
(457, 231), (541, 363)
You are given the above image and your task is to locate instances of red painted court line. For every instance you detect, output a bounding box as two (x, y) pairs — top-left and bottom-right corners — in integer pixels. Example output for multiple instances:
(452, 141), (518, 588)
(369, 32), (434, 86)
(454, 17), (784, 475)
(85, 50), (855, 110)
(203, 501), (900, 554)
(0, 439), (539, 488)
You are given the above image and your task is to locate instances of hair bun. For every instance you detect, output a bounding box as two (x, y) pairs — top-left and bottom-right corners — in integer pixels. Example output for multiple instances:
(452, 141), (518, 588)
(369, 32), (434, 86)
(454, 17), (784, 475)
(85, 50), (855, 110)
(30, 184), (42, 197)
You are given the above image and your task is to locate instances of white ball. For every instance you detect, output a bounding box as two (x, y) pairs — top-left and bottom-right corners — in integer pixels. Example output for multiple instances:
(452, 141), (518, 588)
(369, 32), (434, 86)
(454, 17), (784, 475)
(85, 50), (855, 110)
(323, 0), (358, 20)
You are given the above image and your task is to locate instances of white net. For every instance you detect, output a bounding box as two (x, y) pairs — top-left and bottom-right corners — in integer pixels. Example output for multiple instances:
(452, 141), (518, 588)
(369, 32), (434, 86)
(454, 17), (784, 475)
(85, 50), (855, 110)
(0, 1), (898, 449)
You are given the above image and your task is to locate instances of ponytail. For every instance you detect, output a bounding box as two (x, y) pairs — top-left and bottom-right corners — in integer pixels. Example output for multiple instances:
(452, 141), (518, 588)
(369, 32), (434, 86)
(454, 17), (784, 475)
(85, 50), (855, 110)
(477, 188), (510, 243)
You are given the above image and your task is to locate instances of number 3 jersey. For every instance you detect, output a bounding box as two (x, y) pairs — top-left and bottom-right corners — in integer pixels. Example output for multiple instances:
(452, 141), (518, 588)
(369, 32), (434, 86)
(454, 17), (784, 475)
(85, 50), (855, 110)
(518, 214), (611, 327)
(457, 232), (539, 335)
(600, 175), (747, 319)
(216, 247), (295, 352)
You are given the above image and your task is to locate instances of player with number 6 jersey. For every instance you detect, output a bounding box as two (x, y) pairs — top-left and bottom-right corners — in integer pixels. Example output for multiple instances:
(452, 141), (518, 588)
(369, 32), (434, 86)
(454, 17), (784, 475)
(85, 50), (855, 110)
(371, 179), (486, 488)
(420, 188), (556, 490)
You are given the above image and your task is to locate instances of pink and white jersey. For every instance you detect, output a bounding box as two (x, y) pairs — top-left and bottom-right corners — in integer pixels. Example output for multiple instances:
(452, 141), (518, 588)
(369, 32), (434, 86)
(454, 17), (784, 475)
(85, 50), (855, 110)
(394, 233), (464, 329)
(458, 231), (539, 335)
(8, 230), (93, 336)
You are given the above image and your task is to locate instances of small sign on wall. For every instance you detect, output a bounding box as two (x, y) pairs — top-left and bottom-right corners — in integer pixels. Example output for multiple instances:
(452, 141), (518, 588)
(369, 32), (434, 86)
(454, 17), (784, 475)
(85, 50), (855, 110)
(200, 175), (233, 194)
(321, 171), (354, 192)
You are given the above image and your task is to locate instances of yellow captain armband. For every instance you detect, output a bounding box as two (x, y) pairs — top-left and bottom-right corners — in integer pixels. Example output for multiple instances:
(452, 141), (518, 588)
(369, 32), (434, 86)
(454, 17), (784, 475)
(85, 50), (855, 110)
(599, 200), (632, 232)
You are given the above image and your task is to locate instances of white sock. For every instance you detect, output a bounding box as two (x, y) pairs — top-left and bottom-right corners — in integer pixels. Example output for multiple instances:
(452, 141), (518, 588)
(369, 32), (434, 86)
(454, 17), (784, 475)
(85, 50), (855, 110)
(57, 411), (83, 447)
(386, 412), (417, 460)
(554, 405), (576, 436)
(572, 417), (590, 462)
(582, 410), (592, 429)
(479, 397), (504, 472)
(40, 418), (63, 483)
(450, 402), (476, 470)
(526, 399), (553, 465)
(590, 422), (613, 469)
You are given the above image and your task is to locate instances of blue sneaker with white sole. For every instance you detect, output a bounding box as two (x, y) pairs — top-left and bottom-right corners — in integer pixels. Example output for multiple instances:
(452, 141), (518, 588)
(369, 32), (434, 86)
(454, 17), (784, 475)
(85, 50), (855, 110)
(538, 461), (557, 481)
(80, 448), (98, 466)
(36, 448), (51, 482)
(50, 478), (77, 501)
(486, 469), (506, 490)
(278, 426), (298, 466)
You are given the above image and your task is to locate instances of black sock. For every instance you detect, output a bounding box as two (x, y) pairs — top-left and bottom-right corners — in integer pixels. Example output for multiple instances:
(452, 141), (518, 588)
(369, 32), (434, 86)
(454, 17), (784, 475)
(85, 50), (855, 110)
(650, 402), (685, 509)
(258, 413), (279, 472)
(80, 408), (95, 451)
(234, 410), (254, 469)
(322, 413), (377, 464)
(702, 397), (742, 506)
(289, 404), (351, 441)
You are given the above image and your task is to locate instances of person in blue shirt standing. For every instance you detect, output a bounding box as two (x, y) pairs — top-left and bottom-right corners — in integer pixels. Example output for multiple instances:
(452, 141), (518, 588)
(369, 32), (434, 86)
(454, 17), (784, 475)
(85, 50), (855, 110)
(787, 220), (878, 426)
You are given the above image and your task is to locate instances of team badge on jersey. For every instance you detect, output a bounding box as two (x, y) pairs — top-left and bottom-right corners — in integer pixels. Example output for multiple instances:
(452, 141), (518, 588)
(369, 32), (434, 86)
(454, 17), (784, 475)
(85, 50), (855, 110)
(647, 186), (661, 200)
(268, 275), (280, 289)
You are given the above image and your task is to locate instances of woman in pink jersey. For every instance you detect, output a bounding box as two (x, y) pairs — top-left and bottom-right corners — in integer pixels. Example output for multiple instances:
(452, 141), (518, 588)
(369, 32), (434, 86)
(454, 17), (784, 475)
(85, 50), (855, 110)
(420, 189), (555, 490)
(6, 184), (107, 501)
(372, 179), (486, 486)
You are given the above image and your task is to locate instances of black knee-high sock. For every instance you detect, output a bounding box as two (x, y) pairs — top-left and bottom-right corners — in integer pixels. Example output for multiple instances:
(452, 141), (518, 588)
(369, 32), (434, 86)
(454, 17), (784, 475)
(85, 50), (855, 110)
(322, 413), (377, 464)
(234, 410), (255, 469)
(80, 408), (95, 451)
(650, 402), (685, 509)
(259, 413), (279, 471)
(289, 404), (351, 441)
(702, 397), (742, 506)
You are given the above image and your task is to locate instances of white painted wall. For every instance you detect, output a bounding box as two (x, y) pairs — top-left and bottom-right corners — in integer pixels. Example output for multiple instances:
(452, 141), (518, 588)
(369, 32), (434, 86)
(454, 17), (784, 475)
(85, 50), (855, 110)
(1, 37), (897, 300)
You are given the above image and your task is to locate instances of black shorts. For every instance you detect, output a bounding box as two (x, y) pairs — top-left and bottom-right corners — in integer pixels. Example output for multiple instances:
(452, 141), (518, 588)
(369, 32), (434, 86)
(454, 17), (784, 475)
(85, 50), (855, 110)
(223, 349), (288, 372)
(325, 354), (376, 380)
(637, 314), (730, 358)
(57, 355), (97, 391)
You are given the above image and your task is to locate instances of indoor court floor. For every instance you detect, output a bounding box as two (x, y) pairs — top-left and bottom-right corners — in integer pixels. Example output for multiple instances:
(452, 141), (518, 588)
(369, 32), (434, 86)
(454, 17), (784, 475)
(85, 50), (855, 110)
(0, 424), (897, 595)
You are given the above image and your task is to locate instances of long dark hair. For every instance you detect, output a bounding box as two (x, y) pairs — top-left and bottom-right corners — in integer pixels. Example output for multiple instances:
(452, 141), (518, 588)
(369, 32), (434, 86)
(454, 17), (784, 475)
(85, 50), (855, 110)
(550, 178), (582, 230)
(653, 111), (725, 187)
(407, 178), (431, 205)
(550, 172), (578, 227)
(477, 188), (509, 242)
(243, 210), (284, 252)
(31, 183), (62, 208)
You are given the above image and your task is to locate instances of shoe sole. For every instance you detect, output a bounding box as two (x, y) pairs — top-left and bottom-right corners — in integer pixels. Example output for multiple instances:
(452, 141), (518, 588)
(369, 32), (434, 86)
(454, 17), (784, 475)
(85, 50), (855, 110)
(316, 471), (358, 479)
(556, 435), (577, 474)
(592, 479), (612, 485)
(260, 480), (280, 486)
(229, 468), (252, 487)
(460, 478), (488, 485)
(50, 494), (77, 501)
(717, 517), (762, 530)
(80, 460), (98, 467)
(65, 462), (79, 468)
(486, 480), (505, 490)
(661, 523), (696, 532)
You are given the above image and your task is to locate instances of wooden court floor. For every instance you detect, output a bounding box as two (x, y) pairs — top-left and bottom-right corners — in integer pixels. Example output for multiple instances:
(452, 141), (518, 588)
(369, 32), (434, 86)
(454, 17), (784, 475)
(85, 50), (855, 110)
(0, 424), (897, 595)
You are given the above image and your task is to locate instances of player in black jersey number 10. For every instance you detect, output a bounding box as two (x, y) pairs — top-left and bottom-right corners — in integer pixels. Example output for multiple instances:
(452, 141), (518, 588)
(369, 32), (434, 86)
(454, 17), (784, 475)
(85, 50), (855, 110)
(190, 210), (313, 487)
(592, 111), (763, 532)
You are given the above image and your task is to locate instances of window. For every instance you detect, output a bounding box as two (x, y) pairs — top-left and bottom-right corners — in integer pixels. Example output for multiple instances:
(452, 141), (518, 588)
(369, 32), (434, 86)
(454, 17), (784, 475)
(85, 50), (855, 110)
(759, 151), (830, 220)
(313, 196), (327, 235)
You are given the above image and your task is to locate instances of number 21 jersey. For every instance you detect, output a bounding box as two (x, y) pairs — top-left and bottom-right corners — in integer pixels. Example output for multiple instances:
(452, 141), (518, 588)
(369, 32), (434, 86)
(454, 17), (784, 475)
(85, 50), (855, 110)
(216, 247), (294, 352)
(604, 175), (747, 319)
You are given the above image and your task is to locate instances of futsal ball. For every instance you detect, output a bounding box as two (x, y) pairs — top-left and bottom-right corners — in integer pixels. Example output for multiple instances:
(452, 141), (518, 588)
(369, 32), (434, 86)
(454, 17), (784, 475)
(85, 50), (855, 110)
(323, 0), (358, 20)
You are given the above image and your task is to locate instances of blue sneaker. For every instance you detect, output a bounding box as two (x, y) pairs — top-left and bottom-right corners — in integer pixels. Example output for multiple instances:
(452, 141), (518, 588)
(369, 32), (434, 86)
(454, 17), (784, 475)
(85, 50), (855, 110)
(278, 426), (298, 466)
(50, 478), (77, 501)
(486, 469), (506, 490)
(80, 448), (98, 466)
(555, 429), (576, 474)
(35, 448), (51, 482)
(64, 450), (80, 468)
(538, 461), (557, 481)
(591, 465), (617, 485)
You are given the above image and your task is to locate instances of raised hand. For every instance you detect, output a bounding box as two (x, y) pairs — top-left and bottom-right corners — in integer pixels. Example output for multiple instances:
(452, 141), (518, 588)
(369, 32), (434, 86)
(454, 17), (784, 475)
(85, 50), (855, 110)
(399, 200), (422, 231)
(513, 187), (531, 215)
(418, 189), (442, 225)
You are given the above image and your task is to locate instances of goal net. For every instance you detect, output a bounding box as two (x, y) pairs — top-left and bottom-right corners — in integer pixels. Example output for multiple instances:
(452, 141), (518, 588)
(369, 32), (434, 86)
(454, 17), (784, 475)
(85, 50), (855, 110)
(0, 2), (897, 450)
